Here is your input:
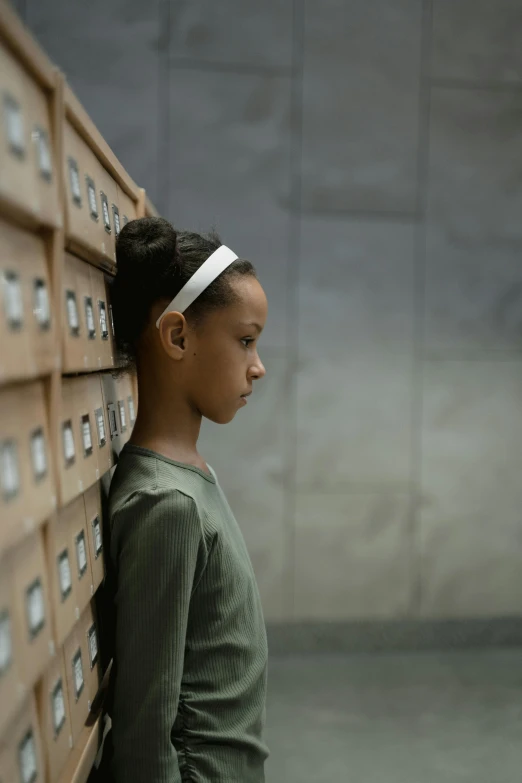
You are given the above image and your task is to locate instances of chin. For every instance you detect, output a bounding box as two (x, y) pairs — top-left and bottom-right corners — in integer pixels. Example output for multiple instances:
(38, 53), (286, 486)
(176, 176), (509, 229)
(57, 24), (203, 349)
(205, 409), (237, 425)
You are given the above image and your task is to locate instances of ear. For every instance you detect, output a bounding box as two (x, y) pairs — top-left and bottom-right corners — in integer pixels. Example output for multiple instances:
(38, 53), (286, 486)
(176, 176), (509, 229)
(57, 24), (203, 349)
(157, 311), (188, 361)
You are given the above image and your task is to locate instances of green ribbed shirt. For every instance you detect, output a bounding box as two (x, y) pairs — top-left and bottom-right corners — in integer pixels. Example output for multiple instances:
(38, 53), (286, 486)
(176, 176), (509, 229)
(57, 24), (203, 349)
(107, 444), (269, 783)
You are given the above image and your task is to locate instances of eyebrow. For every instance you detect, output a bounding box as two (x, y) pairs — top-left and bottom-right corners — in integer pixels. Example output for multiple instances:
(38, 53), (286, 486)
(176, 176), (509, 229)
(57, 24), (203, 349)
(239, 321), (263, 333)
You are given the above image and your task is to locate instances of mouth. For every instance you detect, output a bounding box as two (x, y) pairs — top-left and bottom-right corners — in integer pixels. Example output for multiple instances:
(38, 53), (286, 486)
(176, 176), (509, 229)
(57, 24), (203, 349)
(240, 391), (252, 404)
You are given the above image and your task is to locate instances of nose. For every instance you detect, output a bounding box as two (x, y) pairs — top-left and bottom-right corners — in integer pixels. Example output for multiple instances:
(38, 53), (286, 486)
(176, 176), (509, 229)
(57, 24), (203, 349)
(249, 352), (266, 381)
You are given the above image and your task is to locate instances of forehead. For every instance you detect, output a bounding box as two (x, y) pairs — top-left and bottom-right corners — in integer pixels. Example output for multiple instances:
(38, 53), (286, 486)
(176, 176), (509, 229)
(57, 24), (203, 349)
(204, 276), (267, 331)
(231, 276), (267, 317)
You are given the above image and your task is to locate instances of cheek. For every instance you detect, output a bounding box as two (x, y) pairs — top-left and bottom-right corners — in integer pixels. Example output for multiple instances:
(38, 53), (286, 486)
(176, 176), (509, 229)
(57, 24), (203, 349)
(189, 352), (237, 406)
(194, 342), (240, 380)
(195, 350), (229, 381)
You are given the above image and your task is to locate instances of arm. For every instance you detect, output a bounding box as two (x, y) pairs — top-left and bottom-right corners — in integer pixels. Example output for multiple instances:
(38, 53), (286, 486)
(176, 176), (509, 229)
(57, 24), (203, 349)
(110, 489), (206, 783)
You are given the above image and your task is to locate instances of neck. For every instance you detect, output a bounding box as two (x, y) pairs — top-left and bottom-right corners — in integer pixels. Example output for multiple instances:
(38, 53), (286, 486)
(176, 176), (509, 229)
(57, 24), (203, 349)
(129, 360), (203, 464)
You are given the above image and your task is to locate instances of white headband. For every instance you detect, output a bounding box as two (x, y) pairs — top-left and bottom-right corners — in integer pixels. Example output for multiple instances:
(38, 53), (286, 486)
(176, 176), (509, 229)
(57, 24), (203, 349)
(156, 245), (239, 328)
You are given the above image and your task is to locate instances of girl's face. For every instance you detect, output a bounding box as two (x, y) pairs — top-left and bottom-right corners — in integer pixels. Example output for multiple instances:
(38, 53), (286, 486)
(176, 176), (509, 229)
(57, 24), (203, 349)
(185, 276), (268, 424)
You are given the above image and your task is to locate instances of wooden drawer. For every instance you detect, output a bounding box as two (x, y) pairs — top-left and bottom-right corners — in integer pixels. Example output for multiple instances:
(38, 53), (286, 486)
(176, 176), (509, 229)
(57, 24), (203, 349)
(116, 183), (138, 231)
(0, 694), (45, 783)
(36, 651), (73, 783)
(0, 219), (58, 383)
(83, 483), (105, 593)
(62, 253), (96, 373)
(11, 528), (53, 690)
(58, 375), (112, 507)
(0, 381), (56, 555)
(21, 68), (60, 228)
(89, 265), (115, 370)
(0, 555), (23, 738)
(0, 42), (59, 227)
(100, 372), (136, 464)
(63, 120), (118, 271)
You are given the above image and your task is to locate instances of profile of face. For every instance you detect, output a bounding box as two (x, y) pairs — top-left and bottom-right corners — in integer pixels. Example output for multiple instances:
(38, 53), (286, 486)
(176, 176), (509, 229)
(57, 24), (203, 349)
(157, 276), (268, 424)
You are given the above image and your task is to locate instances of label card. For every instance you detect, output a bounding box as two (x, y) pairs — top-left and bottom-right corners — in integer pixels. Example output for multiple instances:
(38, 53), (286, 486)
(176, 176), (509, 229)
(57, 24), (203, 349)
(4, 270), (24, 330)
(33, 278), (51, 330)
(57, 549), (72, 601)
(109, 304), (115, 337)
(87, 622), (98, 669)
(100, 192), (111, 234)
(118, 400), (127, 432)
(30, 427), (47, 482)
(68, 157), (82, 206)
(26, 577), (45, 639)
(122, 215), (129, 227)
(85, 296), (95, 339)
(72, 648), (84, 701)
(51, 678), (66, 737)
(95, 407), (106, 447)
(76, 531), (87, 578)
(81, 414), (93, 456)
(92, 515), (102, 558)
(62, 420), (75, 466)
(33, 126), (52, 181)
(98, 300), (108, 340)
(127, 396), (136, 425)
(112, 204), (121, 237)
(86, 176), (98, 220)
(1, 438), (20, 501)
(0, 610), (12, 675)
(66, 290), (80, 336)
(3, 93), (25, 157)
(107, 403), (118, 440)
(18, 730), (38, 783)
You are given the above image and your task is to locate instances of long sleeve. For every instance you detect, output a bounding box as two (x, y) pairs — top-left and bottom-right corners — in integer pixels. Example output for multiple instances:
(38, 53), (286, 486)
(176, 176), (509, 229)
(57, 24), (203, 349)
(109, 488), (207, 783)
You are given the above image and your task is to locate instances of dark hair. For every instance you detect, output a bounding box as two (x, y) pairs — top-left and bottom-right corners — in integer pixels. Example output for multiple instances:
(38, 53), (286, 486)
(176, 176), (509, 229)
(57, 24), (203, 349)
(110, 217), (256, 368)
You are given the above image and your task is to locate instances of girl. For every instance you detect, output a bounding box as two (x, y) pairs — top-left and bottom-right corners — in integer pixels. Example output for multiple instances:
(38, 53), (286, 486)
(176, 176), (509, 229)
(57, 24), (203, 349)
(102, 217), (269, 782)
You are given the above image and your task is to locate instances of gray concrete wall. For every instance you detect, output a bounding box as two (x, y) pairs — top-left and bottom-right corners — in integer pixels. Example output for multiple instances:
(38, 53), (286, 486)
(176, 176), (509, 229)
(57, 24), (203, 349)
(25, 0), (522, 624)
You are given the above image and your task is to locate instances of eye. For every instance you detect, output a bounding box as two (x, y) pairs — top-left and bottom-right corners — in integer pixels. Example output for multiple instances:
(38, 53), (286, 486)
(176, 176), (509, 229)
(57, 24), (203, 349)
(241, 337), (255, 348)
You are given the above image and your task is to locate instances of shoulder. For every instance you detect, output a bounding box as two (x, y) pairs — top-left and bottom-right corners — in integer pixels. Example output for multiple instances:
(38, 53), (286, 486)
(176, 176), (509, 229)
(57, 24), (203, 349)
(111, 486), (216, 558)
(109, 450), (199, 518)
(113, 485), (198, 530)
(110, 488), (214, 585)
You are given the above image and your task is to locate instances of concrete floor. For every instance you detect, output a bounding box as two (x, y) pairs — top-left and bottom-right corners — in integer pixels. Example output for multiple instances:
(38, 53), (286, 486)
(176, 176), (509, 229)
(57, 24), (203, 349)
(264, 651), (522, 783)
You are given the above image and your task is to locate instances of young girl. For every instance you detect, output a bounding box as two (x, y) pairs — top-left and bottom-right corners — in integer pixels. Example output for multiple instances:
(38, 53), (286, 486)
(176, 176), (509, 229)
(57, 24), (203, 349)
(102, 217), (269, 782)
